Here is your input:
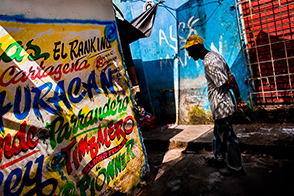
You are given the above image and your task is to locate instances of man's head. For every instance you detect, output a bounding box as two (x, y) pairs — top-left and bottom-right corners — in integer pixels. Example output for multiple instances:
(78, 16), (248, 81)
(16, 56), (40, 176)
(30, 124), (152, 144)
(181, 35), (207, 60)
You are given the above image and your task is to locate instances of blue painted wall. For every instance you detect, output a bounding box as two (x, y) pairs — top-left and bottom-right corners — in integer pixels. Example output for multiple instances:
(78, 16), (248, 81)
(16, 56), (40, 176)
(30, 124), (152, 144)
(120, 0), (250, 124)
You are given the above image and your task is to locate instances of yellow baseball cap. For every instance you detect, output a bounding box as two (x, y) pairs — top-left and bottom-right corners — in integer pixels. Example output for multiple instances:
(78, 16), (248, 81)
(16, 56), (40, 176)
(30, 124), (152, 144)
(181, 35), (204, 50)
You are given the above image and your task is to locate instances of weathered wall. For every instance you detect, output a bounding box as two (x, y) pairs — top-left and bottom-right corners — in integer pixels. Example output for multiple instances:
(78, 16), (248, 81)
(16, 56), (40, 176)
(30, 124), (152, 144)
(177, 0), (250, 124)
(120, 0), (250, 124)
(0, 0), (148, 195)
(121, 0), (183, 124)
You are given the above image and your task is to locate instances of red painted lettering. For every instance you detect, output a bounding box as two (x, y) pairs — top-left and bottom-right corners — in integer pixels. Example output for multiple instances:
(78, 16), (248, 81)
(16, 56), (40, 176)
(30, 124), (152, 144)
(124, 116), (134, 134)
(0, 59), (90, 87)
(0, 121), (39, 162)
(114, 119), (126, 140)
(79, 135), (89, 161)
(89, 136), (98, 159)
(61, 138), (76, 175)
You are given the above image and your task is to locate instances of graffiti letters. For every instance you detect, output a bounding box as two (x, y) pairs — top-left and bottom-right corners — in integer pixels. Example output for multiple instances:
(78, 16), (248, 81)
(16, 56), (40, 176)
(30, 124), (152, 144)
(82, 137), (128, 175)
(77, 139), (135, 196)
(0, 155), (57, 196)
(94, 51), (117, 72)
(0, 121), (39, 163)
(0, 68), (115, 132)
(71, 95), (129, 130)
(178, 16), (199, 44)
(53, 41), (68, 60)
(159, 25), (177, 53)
(0, 58), (91, 87)
(60, 115), (134, 175)
(0, 39), (50, 63)
(47, 95), (129, 149)
(68, 36), (111, 61)
(178, 16), (200, 67)
(0, 20), (145, 196)
(0, 36), (113, 88)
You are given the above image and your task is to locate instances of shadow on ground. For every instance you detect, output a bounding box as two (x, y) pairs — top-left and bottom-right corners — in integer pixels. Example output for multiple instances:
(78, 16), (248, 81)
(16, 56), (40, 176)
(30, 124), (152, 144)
(142, 128), (184, 151)
(138, 148), (294, 196)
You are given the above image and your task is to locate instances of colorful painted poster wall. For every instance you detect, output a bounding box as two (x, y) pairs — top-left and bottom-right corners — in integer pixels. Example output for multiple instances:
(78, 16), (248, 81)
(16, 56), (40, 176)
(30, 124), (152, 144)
(0, 0), (148, 195)
(120, 0), (249, 124)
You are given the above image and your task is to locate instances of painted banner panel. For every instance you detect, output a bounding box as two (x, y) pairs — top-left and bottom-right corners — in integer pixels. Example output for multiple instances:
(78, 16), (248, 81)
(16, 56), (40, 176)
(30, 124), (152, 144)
(0, 17), (148, 196)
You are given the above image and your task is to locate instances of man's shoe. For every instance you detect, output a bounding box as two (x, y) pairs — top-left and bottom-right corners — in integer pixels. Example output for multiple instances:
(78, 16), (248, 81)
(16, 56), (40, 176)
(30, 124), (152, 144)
(219, 167), (246, 176)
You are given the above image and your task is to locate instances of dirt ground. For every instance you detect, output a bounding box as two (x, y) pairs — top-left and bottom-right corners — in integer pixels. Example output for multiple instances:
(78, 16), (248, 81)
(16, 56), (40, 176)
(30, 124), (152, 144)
(137, 149), (294, 196)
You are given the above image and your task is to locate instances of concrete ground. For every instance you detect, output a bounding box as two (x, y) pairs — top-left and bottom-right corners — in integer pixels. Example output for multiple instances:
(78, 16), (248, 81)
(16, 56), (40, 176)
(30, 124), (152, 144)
(138, 124), (294, 196)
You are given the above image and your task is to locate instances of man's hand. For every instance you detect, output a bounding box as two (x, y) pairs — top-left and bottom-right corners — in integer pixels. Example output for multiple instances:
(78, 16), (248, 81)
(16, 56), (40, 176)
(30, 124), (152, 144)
(227, 75), (247, 112)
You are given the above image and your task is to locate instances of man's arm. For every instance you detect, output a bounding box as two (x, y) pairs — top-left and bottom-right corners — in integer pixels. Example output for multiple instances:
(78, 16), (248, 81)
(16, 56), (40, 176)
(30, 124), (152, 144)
(226, 74), (247, 111)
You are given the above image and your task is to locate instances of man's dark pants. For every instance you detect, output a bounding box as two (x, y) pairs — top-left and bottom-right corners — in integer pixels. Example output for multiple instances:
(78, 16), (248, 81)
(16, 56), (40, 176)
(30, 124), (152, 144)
(213, 116), (243, 171)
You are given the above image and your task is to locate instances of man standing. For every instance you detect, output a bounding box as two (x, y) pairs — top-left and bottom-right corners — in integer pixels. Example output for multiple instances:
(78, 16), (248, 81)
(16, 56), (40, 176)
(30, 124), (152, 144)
(181, 35), (246, 176)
